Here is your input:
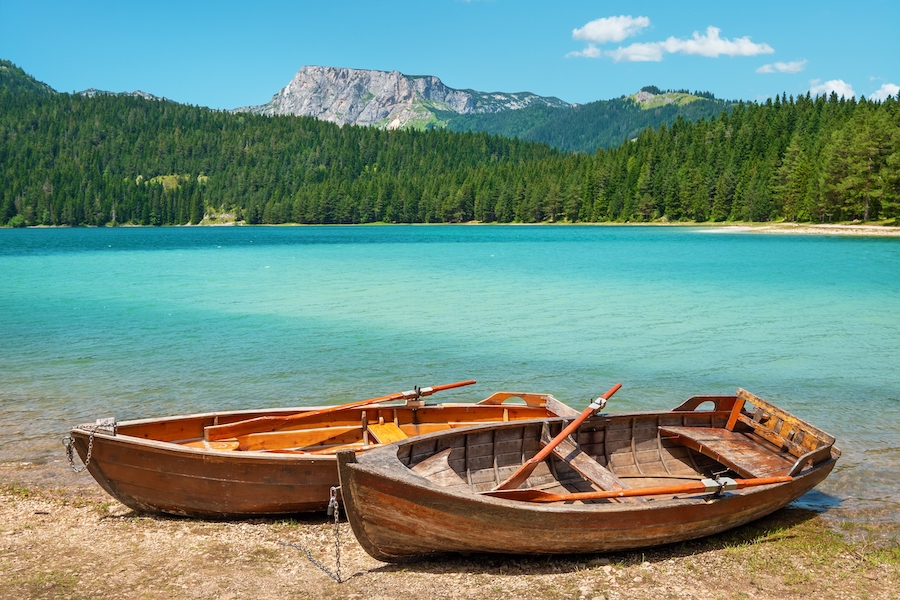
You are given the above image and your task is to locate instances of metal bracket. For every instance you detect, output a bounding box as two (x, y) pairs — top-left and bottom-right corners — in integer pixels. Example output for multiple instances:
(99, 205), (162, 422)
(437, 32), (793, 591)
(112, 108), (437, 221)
(588, 396), (608, 413)
(404, 385), (426, 407)
(701, 477), (738, 497)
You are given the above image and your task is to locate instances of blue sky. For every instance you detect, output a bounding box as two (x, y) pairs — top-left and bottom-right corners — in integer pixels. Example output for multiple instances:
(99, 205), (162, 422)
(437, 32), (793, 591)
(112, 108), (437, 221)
(2, 0), (897, 109)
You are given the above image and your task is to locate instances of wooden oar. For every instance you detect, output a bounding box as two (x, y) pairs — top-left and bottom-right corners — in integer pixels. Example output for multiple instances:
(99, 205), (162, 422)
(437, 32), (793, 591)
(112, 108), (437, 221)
(204, 379), (476, 441)
(483, 476), (793, 502)
(492, 383), (622, 491)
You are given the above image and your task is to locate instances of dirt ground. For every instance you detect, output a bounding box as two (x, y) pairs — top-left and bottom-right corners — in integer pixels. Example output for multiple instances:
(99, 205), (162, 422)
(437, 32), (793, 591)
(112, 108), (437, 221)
(1, 479), (897, 600)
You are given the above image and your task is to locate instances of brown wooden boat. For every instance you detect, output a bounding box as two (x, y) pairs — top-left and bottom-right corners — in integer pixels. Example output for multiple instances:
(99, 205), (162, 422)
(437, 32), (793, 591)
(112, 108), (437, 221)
(336, 389), (840, 561)
(66, 381), (577, 519)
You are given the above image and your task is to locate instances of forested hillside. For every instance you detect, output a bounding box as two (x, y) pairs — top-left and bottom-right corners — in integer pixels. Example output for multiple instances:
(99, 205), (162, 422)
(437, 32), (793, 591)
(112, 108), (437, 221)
(0, 60), (56, 96)
(0, 92), (559, 226)
(440, 89), (739, 153)
(1, 79), (898, 227)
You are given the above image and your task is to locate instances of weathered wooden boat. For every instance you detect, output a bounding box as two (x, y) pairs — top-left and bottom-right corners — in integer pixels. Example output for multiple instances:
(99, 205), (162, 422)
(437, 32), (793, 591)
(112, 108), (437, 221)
(66, 380), (577, 519)
(336, 388), (840, 561)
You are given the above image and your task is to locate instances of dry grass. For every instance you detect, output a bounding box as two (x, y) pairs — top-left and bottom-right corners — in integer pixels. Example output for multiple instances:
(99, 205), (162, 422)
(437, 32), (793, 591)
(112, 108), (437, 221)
(1, 482), (897, 600)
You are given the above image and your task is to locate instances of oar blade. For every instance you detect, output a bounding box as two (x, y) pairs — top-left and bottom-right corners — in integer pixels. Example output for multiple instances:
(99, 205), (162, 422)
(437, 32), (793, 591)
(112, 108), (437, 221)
(480, 488), (559, 502)
(493, 458), (540, 491)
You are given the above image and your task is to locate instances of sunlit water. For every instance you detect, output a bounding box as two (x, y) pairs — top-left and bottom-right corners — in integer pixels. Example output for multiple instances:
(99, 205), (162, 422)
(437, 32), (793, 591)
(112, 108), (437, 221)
(1, 225), (897, 522)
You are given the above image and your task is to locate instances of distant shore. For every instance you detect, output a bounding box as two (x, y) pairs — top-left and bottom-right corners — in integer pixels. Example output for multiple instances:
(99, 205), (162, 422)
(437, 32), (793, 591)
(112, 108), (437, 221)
(9, 220), (900, 237)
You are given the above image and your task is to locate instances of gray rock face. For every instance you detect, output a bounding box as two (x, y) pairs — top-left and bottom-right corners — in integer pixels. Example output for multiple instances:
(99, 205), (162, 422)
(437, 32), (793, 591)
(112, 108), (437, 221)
(238, 66), (569, 128)
(79, 88), (166, 101)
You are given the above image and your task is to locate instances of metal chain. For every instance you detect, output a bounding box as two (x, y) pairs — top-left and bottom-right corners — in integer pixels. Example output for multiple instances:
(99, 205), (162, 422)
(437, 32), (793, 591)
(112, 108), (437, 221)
(330, 485), (342, 583)
(63, 419), (117, 473)
(279, 485), (344, 583)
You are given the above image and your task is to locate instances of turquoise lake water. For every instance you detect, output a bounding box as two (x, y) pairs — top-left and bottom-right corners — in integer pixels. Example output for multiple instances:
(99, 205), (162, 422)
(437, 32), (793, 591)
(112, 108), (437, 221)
(1, 225), (898, 522)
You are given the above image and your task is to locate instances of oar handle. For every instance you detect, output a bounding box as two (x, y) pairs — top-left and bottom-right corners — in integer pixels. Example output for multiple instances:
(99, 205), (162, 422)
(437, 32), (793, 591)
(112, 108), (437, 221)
(493, 383), (622, 491)
(205, 379), (476, 441)
(395, 380), (477, 401)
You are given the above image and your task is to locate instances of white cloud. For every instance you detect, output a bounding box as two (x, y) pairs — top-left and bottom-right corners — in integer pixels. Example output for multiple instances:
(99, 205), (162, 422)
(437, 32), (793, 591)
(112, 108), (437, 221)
(565, 44), (602, 59)
(757, 59), (807, 74)
(573, 15), (650, 44)
(871, 83), (900, 101)
(661, 27), (773, 58)
(607, 43), (665, 62)
(606, 26), (774, 63)
(809, 79), (856, 98)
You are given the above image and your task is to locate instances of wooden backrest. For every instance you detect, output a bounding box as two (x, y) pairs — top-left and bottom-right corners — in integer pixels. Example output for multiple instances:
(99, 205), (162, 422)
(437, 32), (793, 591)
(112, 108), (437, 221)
(734, 389), (836, 458)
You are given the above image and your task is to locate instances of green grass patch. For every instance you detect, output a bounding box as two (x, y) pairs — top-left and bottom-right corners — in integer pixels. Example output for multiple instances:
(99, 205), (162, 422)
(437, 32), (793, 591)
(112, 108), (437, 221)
(2, 482), (33, 497)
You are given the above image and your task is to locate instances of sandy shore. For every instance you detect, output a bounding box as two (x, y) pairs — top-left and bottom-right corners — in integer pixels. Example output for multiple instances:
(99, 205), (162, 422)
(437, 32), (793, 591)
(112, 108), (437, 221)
(1, 479), (897, 600)
(701, 222), (900, 237)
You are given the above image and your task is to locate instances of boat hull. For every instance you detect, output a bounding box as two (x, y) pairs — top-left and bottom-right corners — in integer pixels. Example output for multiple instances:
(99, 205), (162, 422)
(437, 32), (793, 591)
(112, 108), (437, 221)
(337, 393), (840, 561)
(70, 395), (574, 519)
(340, 445), (834, 561)
(71, 430), (337, 517)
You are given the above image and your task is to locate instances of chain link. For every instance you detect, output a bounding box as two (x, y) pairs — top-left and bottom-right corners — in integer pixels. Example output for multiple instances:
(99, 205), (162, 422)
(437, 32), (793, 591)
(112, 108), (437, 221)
(331, 486), (342, 582)
(63, 419), (117, 473)
(279, 485), (344, 583)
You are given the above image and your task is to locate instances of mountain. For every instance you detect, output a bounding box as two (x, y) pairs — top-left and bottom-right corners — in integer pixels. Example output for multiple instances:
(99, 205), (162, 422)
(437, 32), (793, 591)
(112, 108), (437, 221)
(0, 60), (56, 96)
(238, 67), (736, 152)
(78, 88), (167, 101)
(1, 58), (736, 154)
(0, 61), (168, 101)
(440, 87), (739, 152)
(236, 65), (570, 129)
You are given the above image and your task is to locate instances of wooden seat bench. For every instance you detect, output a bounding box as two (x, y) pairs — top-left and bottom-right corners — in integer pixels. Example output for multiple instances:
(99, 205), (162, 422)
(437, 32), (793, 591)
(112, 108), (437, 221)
(659, 426), (796, 478)
(367, 422), (408, 444)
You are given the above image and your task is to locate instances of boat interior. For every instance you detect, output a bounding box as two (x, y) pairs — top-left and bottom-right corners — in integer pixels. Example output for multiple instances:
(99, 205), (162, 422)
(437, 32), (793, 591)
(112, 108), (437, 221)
(399, 389), (838, 503)
(114, 393), (576, 455)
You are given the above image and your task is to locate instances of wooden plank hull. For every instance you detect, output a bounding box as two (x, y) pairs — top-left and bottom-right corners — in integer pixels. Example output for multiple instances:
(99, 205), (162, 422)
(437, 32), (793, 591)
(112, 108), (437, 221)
(70, 395), (574, 519)
(71, 430), (338, 517)
(337, 393), (839, 561)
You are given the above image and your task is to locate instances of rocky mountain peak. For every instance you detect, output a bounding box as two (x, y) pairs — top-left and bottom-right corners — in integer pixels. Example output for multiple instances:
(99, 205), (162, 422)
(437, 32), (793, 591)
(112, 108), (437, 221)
(237, 65), (569, 129)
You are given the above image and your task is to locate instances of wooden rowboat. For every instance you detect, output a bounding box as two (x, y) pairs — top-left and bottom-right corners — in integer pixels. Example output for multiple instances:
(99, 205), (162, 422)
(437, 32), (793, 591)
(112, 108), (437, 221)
(67, 382), (577, 519)
(336, 389), (840, 561)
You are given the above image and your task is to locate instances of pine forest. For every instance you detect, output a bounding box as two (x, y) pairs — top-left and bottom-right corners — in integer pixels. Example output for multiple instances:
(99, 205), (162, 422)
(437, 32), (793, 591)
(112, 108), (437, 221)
(1, 85), (898, 227)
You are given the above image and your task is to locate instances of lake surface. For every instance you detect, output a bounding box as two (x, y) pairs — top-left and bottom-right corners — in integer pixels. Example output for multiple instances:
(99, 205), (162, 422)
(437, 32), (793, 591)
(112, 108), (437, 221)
(1, 225), (898, 522)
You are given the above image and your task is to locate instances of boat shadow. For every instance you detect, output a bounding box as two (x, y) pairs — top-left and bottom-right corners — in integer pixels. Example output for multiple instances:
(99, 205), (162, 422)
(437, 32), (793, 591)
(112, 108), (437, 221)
(100, 509), (334, 527)
(369, 505), (827, 575)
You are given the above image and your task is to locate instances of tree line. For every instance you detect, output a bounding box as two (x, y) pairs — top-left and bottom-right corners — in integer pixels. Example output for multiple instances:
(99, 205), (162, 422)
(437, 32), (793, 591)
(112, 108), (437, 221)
(1, 87), (898, 227)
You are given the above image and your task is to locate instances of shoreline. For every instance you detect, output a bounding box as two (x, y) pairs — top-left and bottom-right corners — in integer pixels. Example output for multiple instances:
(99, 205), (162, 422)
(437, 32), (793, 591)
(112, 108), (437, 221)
(9, 220), (900, 236)
(2, 479), (897, 600)
(698, 222), (900, 237)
